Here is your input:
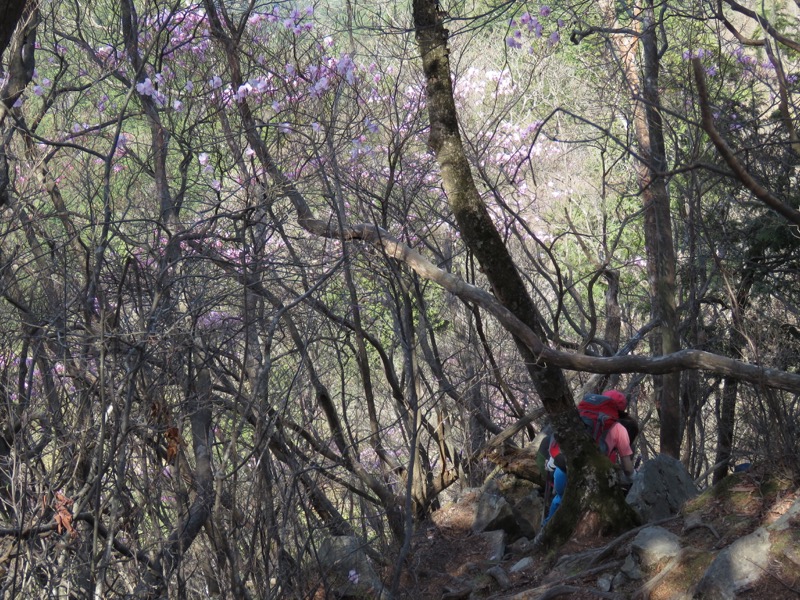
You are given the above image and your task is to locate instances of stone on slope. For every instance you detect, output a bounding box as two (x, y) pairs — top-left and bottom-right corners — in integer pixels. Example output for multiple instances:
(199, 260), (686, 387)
(626, 454), (698, 522)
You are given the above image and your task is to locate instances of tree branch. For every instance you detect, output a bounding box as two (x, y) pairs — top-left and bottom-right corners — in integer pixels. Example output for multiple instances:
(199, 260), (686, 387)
(691, 58), (800, 229)
(721, 0), (800, 53)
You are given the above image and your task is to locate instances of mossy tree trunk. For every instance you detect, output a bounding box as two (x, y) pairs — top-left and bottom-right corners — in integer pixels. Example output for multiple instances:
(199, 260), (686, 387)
(411, 0), (639, 549)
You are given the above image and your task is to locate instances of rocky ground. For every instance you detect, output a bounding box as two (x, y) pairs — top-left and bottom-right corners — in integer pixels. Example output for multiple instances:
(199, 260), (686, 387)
(392, 466), (800, 599)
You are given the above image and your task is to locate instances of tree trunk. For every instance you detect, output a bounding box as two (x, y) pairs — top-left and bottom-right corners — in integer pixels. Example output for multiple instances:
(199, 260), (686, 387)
(598, 0), (681, 457)
(713, 261), (756, 483)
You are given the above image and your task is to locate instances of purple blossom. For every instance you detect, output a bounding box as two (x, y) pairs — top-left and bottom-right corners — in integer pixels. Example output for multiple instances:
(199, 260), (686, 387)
(507, 35), (522, 49)
(684, 48), (709, 60)
(136, 77), (155, 96)
(539, 5), (551, 17)
(548, 31), (560, 45)
(236, 82), (253, 101)
(135, 77), (166, 106)
(310, 76), (330, 96)
(348, 569), (359, 584)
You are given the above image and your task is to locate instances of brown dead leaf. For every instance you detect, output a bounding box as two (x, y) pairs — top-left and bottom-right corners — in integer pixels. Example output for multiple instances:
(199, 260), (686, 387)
(165, 427), (185, 463)
(53, 492), (77, 538)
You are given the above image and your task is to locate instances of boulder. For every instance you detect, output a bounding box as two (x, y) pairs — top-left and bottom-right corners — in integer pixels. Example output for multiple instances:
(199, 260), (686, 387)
(693, 526), (771, 600)
(479, 529), (506, 562)
(626, 454), (698, 522)
(507, 537), (531, 555)
(512, 491), (544, 538)
(472, 492), (517, 534)
(693, 495), (800, 599)
(317, 535), (389, 599)
(630, 526), (682, 569)
(509, 556), (534, 573)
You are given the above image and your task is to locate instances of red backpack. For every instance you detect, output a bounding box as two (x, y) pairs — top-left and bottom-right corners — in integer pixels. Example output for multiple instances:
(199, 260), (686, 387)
(549, 390), (627, 459)
(578, 391), (626, 455)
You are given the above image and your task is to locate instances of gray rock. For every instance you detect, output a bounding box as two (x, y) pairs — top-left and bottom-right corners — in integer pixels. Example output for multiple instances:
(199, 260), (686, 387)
(597, 574), (613, 592)
(626, 454), (698, 522)
(512, 492), (544, 539)
(510, 512), (537, 541)
(509, 556), (534, 573)
(472, 493), (516, 534)
(620, 553), (643, 580)
(693, 526), (771, 600)
(611, 570), (628, 589)
(479, 529), (507, 562)
(318, 535), (388, 599)
(631, 526), (682, 568)
(507, 536), (531, 555)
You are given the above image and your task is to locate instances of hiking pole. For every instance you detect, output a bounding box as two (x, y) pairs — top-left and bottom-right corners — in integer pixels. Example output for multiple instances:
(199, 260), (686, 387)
(541, 471), (553, 528)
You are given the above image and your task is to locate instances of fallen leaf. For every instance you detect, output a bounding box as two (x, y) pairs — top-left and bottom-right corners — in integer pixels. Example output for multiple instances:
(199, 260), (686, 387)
(53, 492), (77, 538)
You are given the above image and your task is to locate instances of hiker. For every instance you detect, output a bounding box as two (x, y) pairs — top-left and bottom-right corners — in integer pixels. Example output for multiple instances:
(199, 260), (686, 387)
(609, 411), (639, 484)
(542, 390), (637, 524)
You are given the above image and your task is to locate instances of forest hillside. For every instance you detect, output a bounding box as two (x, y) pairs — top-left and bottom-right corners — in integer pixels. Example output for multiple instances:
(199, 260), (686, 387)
(0, 0), (799, 597)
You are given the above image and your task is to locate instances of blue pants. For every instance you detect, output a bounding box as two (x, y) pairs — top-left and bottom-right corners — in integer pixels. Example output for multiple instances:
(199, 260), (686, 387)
(544, 466), (567, 524)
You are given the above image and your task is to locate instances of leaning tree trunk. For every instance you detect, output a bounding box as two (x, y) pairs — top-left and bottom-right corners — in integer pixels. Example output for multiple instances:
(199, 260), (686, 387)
(412, 0), (638, 550)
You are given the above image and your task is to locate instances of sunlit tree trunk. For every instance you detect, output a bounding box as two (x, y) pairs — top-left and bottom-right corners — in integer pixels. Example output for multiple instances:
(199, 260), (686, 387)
(598, 0), (681, 457)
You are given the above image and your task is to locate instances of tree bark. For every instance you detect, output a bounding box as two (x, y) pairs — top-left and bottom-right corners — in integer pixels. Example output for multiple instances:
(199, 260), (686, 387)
(0, 0), (28, 62)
